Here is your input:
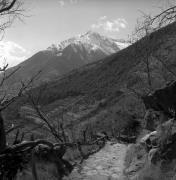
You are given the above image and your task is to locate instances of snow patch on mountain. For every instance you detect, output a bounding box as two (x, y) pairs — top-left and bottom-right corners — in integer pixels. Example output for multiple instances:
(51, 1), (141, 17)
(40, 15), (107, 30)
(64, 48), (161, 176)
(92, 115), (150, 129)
(47, 31), (130, 58)
(114, 41), (130, 49)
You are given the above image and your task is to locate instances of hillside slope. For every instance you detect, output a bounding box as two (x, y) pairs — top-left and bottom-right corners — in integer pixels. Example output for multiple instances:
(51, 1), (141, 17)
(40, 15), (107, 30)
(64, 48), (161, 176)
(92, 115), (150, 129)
(20, 22), (176, 106)
(4, 31), (126, 86)
(5, 22), (176, 141)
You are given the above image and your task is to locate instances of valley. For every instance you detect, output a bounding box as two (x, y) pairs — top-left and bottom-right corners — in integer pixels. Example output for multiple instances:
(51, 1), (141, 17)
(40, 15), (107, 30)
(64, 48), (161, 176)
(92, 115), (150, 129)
(0, 1), (176, 180)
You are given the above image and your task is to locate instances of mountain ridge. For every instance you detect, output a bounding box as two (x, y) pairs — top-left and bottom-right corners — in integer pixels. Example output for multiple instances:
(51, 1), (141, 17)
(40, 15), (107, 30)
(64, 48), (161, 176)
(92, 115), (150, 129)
(4, 31), (128, 87)
(47, 31), (129, 55)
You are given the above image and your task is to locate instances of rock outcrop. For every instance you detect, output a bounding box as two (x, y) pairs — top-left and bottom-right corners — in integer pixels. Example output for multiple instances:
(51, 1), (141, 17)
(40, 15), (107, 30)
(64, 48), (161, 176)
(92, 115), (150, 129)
(124, 81), (176, 180)
(142, 81), (176, 118)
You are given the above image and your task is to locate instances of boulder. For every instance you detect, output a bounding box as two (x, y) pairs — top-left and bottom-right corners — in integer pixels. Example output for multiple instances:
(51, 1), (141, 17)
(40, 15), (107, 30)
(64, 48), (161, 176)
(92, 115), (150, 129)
(157, 119), (176, 160)
(143, 109), (160, 130)
(142, 80), (176, 118)
(140, 131), (158, 151)
(148, 148), (159, 164)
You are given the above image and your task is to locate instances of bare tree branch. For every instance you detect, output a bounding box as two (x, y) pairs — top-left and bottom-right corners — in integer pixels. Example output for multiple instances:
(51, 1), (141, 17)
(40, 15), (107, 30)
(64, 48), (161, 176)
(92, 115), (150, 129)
(0, 70), (41, 111)
(5, 124), (23, 134)
(0, 0), (17, 14)
(0, 65), (20, 87)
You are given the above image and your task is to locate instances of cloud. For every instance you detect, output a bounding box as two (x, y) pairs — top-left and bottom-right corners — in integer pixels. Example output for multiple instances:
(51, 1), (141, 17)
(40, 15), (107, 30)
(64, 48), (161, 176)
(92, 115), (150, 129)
(0, 41), (30, 68)
(91, 16), (127, 33)
(99, 16), (107, 21)
(58, 0), (79, 7)
(58, 0), (65, 7)
(70, 0), (78, 4)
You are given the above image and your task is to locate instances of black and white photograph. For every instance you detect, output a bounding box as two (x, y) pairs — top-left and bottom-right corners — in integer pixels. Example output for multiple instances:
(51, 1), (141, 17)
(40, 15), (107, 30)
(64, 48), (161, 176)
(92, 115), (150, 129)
(0, 0), (176, 179)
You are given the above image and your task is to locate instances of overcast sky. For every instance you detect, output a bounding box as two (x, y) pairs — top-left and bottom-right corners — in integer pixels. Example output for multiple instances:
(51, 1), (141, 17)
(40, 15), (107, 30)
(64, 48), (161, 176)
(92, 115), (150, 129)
(0, 0), (171, 67)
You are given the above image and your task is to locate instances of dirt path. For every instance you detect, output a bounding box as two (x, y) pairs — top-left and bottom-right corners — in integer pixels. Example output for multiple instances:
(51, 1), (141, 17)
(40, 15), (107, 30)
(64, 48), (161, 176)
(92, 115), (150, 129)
(68, 141), (128, 180)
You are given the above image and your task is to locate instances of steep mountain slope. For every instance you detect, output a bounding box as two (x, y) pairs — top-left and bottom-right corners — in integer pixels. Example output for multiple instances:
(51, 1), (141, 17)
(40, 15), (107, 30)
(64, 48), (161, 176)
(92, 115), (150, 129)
(27, 22), (176, 102)
(4, 31), (127, 86)
(5, 22), (176, 144)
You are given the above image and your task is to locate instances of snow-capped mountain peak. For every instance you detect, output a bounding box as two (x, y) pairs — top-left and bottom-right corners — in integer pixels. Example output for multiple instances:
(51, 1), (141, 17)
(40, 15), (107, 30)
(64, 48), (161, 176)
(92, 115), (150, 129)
(48, 31), (128, 58)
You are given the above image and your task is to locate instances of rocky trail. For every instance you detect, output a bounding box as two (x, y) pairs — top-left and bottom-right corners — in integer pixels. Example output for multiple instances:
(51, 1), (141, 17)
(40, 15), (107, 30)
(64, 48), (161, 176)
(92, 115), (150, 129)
(68, 141), (128, 180)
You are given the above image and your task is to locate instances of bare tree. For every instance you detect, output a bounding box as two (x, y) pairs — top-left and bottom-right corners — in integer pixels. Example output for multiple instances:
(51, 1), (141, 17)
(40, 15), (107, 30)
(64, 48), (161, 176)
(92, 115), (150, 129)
(0, 0), (24, 38)
(128, 2), (176, 96)
(142, 4), (176, 31)
(132, 2), (176, 39)
(128, 27), (154, 93)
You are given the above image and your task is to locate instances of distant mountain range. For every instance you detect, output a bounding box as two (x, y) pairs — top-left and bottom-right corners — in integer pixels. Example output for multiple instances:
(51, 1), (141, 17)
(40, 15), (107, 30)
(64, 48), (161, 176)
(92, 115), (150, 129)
(4, 31), (129, 86)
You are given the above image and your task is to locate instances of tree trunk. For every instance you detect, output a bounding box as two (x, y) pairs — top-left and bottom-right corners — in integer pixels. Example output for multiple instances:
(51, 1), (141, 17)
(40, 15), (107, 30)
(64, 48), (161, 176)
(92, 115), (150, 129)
(32, 151), (39, 180)
(146, 56), (152, 91)
(0, 111), (6, 152)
